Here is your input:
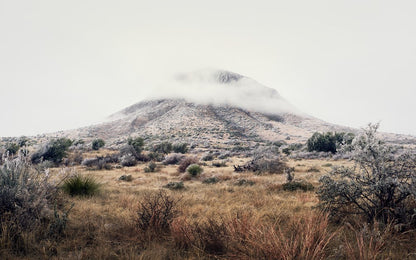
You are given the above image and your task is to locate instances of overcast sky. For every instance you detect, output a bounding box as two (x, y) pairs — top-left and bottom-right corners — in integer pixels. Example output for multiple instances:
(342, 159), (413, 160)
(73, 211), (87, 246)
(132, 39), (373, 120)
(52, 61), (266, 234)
(0, 0), (415, 137)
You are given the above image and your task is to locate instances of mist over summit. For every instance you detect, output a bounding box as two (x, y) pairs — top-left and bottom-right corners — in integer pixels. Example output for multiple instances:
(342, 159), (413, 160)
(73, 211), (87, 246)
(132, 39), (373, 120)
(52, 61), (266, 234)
(144, 69), (300, 116)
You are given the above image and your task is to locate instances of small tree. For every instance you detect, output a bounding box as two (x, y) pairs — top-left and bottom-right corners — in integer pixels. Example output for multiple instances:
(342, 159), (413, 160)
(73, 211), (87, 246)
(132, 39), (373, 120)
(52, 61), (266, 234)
(318, 124), (416, 225)
(92, 139), (105, 150)
(307, 132), (354, 153)
(128, 137), (144, 154)
(31, 138), (73, 164)
(152, 142), (173, 154)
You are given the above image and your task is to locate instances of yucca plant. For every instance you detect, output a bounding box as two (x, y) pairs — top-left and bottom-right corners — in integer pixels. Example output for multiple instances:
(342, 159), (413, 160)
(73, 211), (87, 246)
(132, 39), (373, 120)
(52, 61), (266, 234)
(62, 174), (100, 196)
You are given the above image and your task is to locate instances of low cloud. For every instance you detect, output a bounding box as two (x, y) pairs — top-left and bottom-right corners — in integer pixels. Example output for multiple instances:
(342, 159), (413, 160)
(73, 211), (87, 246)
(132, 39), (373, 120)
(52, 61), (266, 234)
(144, 69), (300, 115)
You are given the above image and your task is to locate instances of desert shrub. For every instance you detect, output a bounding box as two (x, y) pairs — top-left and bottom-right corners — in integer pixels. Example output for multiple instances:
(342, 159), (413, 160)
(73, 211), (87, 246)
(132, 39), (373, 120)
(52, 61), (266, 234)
(120, 154), (137, 167)
(147, 152), (165, 162)
(91, 138), (105, 150)
(172, 143), (188, 154)
(81, 156), (112, 170)
(163, 181), (185, 190)
(163, 153), (185, 165)
(70, 151), (83, 165)
(201, 153), (215, 161)
(283, 181), (314, 192)
(186, 164), (203, 176)
(152, 142), (173, 154)
(318, 124), (416, 225)
(82, 157), (99, 167)
(17, 136), (29, 147)
(218, 152), (231, 159)
(282, 147), (291, 155)
(31, 138), (73, 164)
(136, 190), (180, 236)
(212, 161), (227, 167)
(307, 132), (354, 154)
(178, 156), (199, 173)
(127, 137), (144, 154)
(119, 175), (133, 181)
(62, 173), (100, 196)
(240, 156), (286, 174)
(0, 155), (58, 253)
(5, 142), (20, 156)
(72, 139), (85, 146)
(202, 177), (219, 184)
(307, 166), (320, 172)
(144, 162), (157, 173)
(235, 179), (255, 186)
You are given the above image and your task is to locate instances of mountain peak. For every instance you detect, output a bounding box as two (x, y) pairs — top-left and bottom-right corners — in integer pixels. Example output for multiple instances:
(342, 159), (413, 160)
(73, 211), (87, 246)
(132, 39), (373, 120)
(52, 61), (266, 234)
(175, 69), (244, 84)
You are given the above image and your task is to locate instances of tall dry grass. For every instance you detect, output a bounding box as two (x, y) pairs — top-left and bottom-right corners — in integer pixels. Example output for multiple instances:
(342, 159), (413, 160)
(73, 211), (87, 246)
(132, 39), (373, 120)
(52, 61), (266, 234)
(1, 157), (415, 259)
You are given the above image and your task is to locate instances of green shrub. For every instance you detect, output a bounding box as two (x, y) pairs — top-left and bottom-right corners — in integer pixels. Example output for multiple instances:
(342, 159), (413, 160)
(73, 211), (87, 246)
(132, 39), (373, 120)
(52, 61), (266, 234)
(148, 152), (165, 162)
(31, 138), (73, 164)
(212, 161), (227, 167)
(178, 156), (199, 173)
(163, 181), (185, 190)
(283, 181), (314, 191)
(202, 177), (219, 184)
(307, 166), (320, 173)
(186, 164), (203, 176)
(91, 139), (105, 150)
(234, 179), (255, 186)
(127, 137), (144, 154)
(307, 132), (354, 154)
(5, 142), (20, 156)
(62, 174), (100, 196)
(144, 162), (157, 173)
(172, 143), (188, 154)
(152, 142), (173, 154)
(119, 175), (133, 181)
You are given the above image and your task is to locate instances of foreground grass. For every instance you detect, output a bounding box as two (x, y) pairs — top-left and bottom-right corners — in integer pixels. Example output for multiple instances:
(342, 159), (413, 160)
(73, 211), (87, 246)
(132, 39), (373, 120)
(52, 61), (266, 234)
(2, 158), (416, 259)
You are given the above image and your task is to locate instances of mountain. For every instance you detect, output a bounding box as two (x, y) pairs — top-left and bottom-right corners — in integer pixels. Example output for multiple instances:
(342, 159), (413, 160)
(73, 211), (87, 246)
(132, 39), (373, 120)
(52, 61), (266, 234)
(34, 69), (416, 149)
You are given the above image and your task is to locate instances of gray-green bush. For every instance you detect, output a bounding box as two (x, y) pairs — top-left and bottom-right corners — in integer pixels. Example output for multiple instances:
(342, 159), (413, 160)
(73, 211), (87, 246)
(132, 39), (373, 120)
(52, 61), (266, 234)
(0, 155), (60, 253)
(186, 164), (203, 176)
(91, 139), (105, 150)
(31, 138), (73, 164)
(318, 124), (416, 226)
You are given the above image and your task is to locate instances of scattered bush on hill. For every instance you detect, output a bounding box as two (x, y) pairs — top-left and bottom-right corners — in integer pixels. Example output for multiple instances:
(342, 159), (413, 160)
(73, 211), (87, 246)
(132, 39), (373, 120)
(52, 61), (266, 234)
(5, 142), (20, 156)
(307, 132), (354, 153)
(172, 143), (188, 154)
(152, 142), (173, 154)
(163, 153), (185, 165)
(178, 156), (199, 173)
(186, 164), (203, 176)
(127, 137), (144, 154)
(144, 162), (157, 172)
(91, 139), (105, 150)
(31, 138), (73, 165)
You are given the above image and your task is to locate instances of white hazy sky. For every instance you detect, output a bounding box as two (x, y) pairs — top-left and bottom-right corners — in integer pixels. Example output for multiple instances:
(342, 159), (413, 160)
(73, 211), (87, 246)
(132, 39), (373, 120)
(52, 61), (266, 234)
(1, 0), (415, 137)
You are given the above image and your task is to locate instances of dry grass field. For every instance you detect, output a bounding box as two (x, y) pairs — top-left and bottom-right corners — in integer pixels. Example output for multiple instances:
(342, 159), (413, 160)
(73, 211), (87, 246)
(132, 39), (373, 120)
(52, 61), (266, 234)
(2, 150), (416, 259)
